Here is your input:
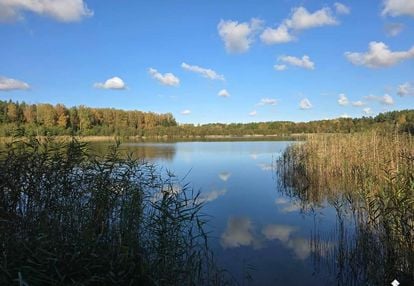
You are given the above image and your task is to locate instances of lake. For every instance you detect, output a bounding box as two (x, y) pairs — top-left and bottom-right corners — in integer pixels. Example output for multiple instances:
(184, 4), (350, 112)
(90, 140), (341, 286)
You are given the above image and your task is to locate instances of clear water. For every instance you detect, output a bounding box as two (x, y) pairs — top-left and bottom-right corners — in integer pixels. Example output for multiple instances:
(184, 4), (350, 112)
(92, 141), (340, 285)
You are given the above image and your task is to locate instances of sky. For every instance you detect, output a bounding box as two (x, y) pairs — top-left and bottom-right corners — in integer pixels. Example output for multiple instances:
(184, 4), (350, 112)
(0, 0), (413, 124)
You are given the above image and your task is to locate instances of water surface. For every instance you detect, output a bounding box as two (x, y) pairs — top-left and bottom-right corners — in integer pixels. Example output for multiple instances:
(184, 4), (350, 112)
(90, 141), (345, 285)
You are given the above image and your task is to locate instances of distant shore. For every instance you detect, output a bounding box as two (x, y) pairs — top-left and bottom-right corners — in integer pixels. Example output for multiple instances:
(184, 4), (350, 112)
(0, 134), (306, 143)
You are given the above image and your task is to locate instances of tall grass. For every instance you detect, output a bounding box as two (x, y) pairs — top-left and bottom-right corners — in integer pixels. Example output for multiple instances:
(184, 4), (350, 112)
(277, 132), (414, 285)
(0, 137), (229, 285)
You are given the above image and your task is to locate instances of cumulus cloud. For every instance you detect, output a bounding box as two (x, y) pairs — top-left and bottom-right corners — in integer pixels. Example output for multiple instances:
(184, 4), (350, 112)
(397, 82), (414, 96)
(351, 100), (366, 107)
(345, 41), (414, 68)
(277, 55), (315, 70)
(286, 6), (338, 30)
(335, 2), (350, 14)
(338, 93), (349, 106)
(94, 77), (126, 90)
(148, 68), (180, 86)
(181, 63), (225, 81)
(258, 98), (277, 106)
(385, 23), (404, 36)
(300, 98), (312, 109)
(181, 109), (191, 115)
(0, 76), (30, 91)
(0, 0), (93, 22)
(218, 89), (230, 97)
(261, 6), (338, 45)
(217, 18), (263, 53)
(260, 24), (294, 44)
(382, 0), (414, 17)
(364, 94), (394, 105)
(274, 64), (287, 71)
(340, 113), (350, 118)
(249, 110), (257, 116)
(363, 107), (373, 115)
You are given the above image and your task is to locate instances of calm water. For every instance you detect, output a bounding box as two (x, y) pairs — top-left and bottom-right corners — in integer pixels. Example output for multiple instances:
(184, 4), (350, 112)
(91, 141), (342, 285)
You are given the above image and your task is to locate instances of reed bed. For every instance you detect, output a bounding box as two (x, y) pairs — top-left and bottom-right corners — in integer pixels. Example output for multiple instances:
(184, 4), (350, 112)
(277, 131), (414, 285)
(0, 137), (229, 285)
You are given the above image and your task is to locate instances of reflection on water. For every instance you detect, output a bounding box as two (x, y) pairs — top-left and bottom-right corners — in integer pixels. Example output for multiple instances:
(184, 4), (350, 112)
(89, 142), (177, 161)
(87, 141), (413, 285)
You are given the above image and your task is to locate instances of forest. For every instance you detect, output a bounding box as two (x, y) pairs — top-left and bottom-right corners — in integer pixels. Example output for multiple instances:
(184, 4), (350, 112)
(0, 100), (413, 138)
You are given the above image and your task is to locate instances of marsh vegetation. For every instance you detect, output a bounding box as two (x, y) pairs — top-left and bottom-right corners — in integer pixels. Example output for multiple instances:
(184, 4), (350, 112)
(277, 132), (414, 285)
(0, 138), (229, 285)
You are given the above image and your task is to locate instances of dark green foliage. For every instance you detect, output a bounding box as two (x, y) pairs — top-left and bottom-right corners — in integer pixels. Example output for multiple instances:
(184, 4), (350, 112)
(0, 138), (226, 285)
(1, 100), (413, 138)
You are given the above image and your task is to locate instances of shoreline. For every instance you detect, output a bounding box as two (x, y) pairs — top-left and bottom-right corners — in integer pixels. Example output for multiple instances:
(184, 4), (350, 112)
(0, 134), (306, 143)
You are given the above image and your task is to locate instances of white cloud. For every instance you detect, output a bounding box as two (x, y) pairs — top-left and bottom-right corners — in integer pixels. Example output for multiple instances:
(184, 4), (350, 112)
(0, 0), (93, 22)
(385, 23), (404, 36)
(285, 6), (337, 30)
(260, 24), (294, 44)
(334, 2), (350, 14)
(278, 55), (315, 70)
(258, 98), (277, 106)
(397, 82), (414, 96)
(299, 98), (312, 109)
(217, 18), (263, 53)
(351, 100), (366, 107)
(274, 64), (287, 71)
(340, 113), (350, 118)
(382, 0), (414, 17)
(345, 41), (414, 68)
(249, 110), (257, 116)
(181, 109), (191, 115)
(181, 62), (225, 81)
(260, 6), (338, 45)
(148, 68), (180, 86)
(364, 94), (395, 105)
(0, 76), (30, 91)
(338, 93), (349, 106)
(363, 107), (373, 115)
(94, 77), (126, 90)
(218, 89), (230, 97)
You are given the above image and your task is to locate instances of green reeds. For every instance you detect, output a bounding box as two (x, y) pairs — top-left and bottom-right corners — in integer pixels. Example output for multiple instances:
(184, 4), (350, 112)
(277, 131), (414, 285)
(0, 137), (228, 285)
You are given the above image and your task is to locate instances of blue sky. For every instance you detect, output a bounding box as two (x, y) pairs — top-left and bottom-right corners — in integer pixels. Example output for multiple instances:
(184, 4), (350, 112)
(0, 0), (413, 124)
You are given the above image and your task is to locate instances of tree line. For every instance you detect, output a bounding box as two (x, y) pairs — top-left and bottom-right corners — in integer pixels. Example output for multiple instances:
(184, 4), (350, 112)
(0, 100), (413, 137)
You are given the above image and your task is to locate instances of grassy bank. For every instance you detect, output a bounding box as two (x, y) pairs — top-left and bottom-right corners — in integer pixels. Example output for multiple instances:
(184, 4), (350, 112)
(276, 132), (414, 284)
(0, 138), (228, 285)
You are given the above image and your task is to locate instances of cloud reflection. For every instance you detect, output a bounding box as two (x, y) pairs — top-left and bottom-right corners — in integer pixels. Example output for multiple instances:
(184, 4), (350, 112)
(221, 217), (261, 249)
(257, 163), (273, 171)
(262, 224), (311, 260)
(218, 171), (231, 182)
(275, 197), (302, 213)
(197, 188), (227, 203)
